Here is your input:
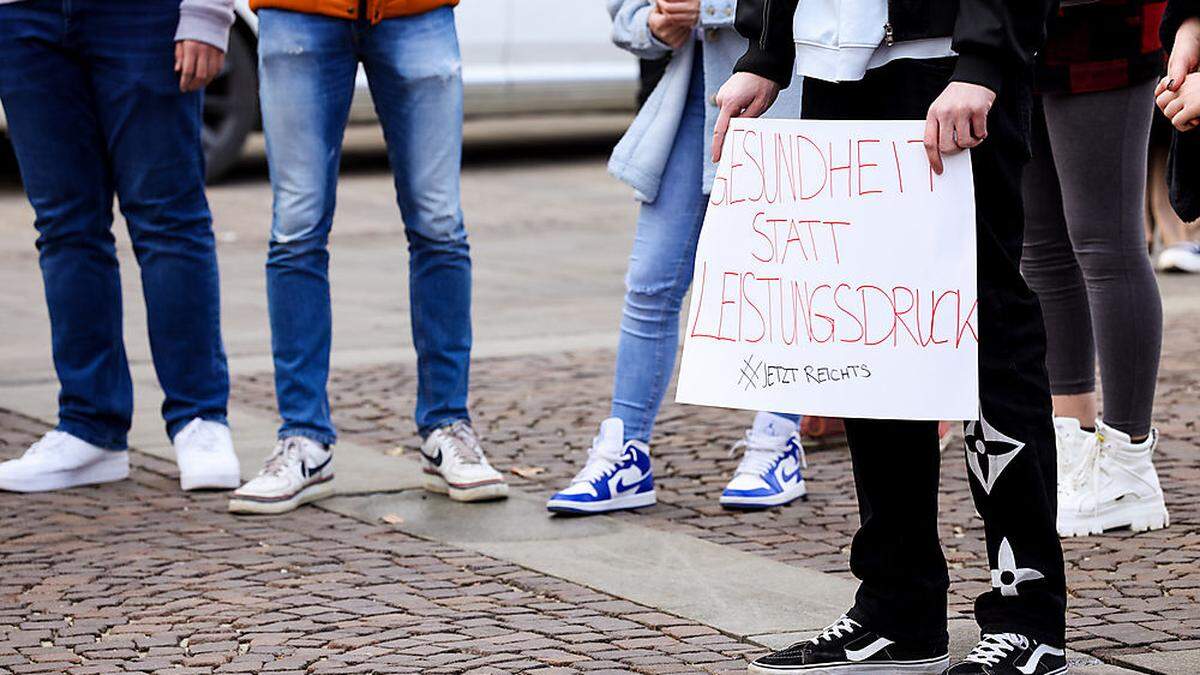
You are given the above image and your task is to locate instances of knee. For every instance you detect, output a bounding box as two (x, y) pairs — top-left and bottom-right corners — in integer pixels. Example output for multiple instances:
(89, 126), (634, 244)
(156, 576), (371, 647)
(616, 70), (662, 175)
(623, 264), (688, 318)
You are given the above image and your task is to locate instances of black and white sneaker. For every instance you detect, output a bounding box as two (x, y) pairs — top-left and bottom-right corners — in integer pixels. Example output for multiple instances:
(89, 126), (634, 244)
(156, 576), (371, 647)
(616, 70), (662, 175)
(748, 615), (949, 673)
(946, 633), (1067, 675)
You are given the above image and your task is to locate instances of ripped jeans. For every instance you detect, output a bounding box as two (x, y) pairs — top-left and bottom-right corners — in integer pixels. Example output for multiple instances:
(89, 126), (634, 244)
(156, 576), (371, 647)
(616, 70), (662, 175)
(610, 50), (798, 443)
(258, 7), (472, 444)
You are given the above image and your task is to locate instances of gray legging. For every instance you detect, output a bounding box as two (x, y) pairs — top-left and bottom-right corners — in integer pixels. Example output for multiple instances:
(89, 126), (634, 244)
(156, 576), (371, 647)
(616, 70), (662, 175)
(1020, 78), (1162, 438)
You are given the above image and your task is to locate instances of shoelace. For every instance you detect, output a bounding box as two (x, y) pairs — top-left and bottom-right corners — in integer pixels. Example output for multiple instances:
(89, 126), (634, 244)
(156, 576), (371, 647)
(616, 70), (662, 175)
(811, 616), (859, 644)
(964, 633), (1028, 666)
(260, 439), (304, 477)
(728, 430), (805, 477)
(571, 435), (625, 484)
(1061, 432), (1106, 503)
(442, 421), (484, 465)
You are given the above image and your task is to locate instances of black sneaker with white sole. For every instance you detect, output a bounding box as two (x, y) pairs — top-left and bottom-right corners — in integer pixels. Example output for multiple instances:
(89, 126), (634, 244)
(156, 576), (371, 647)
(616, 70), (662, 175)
(748, 615), (949, 673)
(945, 633), (1067, 675)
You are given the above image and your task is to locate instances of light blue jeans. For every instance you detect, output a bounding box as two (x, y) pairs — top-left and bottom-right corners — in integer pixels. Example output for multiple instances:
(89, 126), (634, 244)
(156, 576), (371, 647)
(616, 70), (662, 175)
(258, 7), (472, 444)
(611, 48), (798, 443)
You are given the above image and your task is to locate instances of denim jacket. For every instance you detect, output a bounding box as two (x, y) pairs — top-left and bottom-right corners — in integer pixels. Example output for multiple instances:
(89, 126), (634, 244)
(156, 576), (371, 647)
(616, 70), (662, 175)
(607, 0), (802, 201)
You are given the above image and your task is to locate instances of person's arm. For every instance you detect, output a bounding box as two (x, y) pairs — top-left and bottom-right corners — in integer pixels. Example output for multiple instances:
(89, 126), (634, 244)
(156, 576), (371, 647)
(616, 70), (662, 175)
(174, 0), (235, 92)
(922, 0), (1055, 174)
(732, 0), (799, 88)
(1158, 1), (1200, 106)
(949, 0), (1057, 95)
(609, 0), (698, 58)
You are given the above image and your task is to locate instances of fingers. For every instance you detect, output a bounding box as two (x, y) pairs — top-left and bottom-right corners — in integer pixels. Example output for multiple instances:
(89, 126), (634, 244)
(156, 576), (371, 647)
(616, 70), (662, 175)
(174, 42), (183, 74)
(923, 114), (943, 175)
(1166, 54), (1191, 93)
(712, 100), (735, 163)
(937, 110), (957, 157)
(178, 44), (199, 91)
(1158, 88), (1181, 114)
(969, 106), (988, 144)
(1156, 76), (1171, 98)
(1171, 99), (1200, 131)
(952, 113), (976, 151)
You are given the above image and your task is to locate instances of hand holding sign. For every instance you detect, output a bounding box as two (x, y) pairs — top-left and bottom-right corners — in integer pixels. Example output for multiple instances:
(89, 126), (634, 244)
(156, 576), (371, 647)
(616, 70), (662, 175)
(676, 118), (978, 420)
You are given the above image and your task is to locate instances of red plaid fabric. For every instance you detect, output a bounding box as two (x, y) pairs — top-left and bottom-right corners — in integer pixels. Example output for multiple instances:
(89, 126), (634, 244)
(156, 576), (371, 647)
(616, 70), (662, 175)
(1037, 0), (1167, 94)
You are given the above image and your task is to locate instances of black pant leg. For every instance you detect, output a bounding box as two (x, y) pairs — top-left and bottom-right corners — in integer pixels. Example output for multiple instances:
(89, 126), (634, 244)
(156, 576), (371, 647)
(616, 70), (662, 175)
(966, 83), (1067, 648)
(844, 419), (948, 647)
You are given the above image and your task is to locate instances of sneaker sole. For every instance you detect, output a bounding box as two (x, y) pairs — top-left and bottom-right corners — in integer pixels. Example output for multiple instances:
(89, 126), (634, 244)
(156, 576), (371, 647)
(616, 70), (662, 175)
(546, 490), (657, 515)
(180, 470), (241, 492)
(228, 476), (335, 515)
(0, 453), (129, 493)
(720, 480), (807, 510)
(1058, 495), (1170, 537)
(748, 655), (949, 674)
(423, 474), (509, 502)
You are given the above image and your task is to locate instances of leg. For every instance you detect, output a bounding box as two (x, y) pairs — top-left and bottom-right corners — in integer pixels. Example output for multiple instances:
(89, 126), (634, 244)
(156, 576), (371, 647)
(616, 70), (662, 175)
(257, 9), (357, 446)
(610, 52), (708, 444)
(801, 61), (958, 647)
(0, 0), (131, 450)
(79, 0), (229, 440)
(1042, 81), (1163, 439)
(968, 77), (1066, 647)
(1019, 97), (1098, 424)
(360, 8), (472, 436)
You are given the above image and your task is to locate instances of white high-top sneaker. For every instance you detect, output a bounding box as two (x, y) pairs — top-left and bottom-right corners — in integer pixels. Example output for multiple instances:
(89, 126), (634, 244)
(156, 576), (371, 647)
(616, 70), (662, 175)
(174, 418), (241, 491)
(1053, 416), (1094, 490)
(420, 421), (508, 502)
(0, 431), (128, 492)
(229, 436), (334, 515)
(1058, 420), (1169, 537)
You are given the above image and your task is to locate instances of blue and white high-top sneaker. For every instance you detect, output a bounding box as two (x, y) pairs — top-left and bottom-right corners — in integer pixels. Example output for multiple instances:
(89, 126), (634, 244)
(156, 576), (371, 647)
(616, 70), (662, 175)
(546, 417), (655, 515)
(720, 413), (807, 510)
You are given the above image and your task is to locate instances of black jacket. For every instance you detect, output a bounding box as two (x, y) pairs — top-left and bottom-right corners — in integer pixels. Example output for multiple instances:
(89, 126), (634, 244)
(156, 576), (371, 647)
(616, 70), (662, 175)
(1161, 0), (1200, 221)
(733, 0), (1058, 95)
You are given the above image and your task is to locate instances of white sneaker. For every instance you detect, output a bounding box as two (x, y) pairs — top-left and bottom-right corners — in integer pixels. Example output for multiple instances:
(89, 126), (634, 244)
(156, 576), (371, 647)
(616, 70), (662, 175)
(720, 412), (807, 510)
(1053, 416), (1094, 490)
(174, 418), (241, 491)
(1058, 420), (1169, 537)
(1156, 242), (1200, 273)
(420, 421), (508, 502)
(228, 436), (334, 514)
(0, 431), (128, 492)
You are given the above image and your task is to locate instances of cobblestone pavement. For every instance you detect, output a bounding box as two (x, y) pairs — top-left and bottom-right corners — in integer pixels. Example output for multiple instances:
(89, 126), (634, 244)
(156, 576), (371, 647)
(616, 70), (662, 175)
(0, 410), (763, 674)
(231, 311), (1200, 664)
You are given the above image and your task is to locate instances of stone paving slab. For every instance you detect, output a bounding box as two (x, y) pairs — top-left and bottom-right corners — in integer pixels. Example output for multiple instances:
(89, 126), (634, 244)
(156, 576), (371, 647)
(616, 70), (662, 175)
(0, 410), (765, 674)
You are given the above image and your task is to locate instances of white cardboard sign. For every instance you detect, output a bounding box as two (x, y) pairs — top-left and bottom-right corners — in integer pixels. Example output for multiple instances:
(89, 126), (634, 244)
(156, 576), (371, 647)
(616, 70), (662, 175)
(676, 118), (978, 420)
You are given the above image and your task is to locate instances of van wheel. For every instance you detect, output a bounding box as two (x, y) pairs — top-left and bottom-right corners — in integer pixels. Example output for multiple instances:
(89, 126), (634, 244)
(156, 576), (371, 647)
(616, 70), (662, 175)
(202, 24), (257, 183)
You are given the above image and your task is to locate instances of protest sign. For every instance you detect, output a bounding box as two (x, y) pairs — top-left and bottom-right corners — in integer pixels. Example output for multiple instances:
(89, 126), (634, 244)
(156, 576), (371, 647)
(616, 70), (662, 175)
(676, 118), (978, 420)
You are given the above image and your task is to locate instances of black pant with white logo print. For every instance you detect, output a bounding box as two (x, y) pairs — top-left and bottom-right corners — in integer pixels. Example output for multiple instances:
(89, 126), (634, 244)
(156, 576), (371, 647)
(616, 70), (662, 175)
(800, 58), (1067, 649)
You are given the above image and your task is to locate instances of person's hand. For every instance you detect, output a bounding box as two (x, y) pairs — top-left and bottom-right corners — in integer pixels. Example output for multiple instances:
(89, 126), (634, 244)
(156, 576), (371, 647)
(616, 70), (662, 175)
(711, 72), (781, 162)
(175, 40), (225, 92)
(1158, 17), (1200, 100)
(1159, 74), (1200, 131)
(923, 81), (995, 175)
(648, 0), (699, 50)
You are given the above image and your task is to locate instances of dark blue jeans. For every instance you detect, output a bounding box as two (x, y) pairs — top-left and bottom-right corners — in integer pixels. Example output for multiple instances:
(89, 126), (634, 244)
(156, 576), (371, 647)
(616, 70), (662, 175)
(257, 8), (472, 444)
(0, 0), (230, 450)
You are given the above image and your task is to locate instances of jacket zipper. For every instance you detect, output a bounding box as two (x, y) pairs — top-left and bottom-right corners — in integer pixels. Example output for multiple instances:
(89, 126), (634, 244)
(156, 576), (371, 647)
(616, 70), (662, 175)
(884, 23), (894, 46)
(759, 0), (771, 49)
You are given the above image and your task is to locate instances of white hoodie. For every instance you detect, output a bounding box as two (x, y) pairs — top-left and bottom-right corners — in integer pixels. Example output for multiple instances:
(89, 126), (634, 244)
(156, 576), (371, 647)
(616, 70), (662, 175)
(792, 0), (954, 82)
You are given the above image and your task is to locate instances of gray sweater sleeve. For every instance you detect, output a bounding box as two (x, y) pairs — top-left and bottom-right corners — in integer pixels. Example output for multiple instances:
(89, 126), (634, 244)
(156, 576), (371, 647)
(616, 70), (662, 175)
(175, 0), (236, 51)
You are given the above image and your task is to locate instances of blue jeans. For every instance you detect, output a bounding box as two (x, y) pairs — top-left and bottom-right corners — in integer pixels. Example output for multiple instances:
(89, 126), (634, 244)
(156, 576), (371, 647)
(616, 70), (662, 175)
(611, 48), (797, 443)
(0, 0), (230, 450)
(258, 7), (471, 444)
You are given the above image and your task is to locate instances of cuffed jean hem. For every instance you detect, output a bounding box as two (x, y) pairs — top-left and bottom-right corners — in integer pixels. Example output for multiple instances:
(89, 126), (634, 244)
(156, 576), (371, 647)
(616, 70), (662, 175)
(417, 415), (471, 440)
(278, 428), (336, 447)
(167, 413), (229, 442)
(56, 421), (128, 452)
